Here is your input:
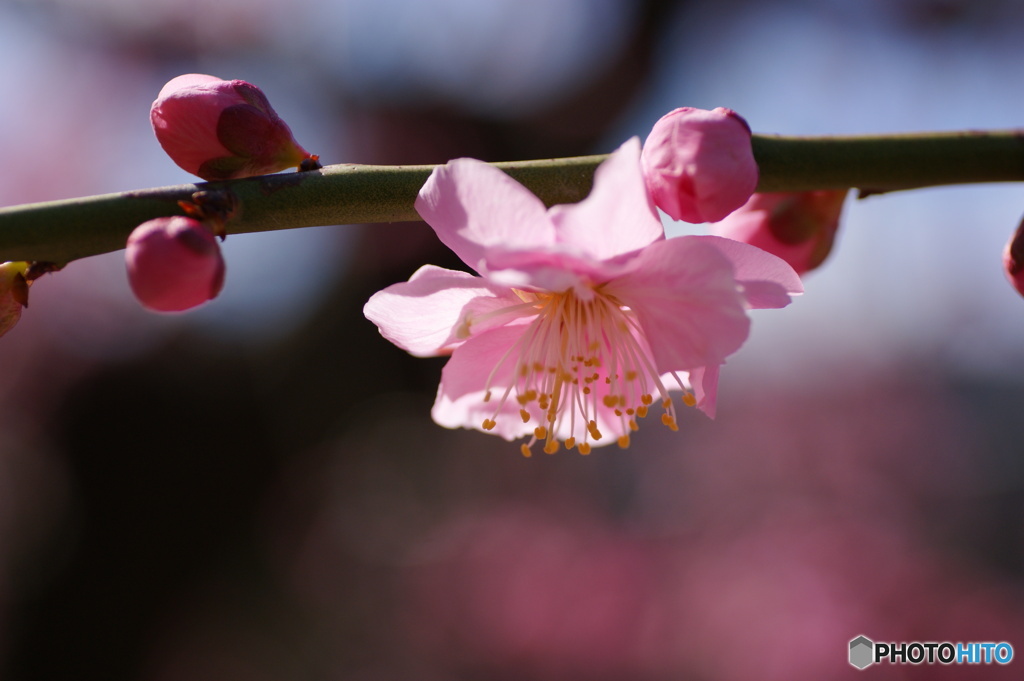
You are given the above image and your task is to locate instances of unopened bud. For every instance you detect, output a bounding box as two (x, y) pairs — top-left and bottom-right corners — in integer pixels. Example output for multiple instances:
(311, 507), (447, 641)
(641, 107), (758, 223)
(0, 262), (28, 338)
(151, 74), (318, 181)
(711, 190), (848, 276)
(126, 217), (225, 312)
(1003, 215), (1024, 298)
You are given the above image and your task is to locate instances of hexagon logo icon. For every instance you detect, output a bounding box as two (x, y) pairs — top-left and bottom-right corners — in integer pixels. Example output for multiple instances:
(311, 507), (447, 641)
(849, 635), (874, 669)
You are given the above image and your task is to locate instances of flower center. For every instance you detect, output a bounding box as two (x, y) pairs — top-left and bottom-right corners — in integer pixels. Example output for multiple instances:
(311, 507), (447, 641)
(480, 287), (695, 456)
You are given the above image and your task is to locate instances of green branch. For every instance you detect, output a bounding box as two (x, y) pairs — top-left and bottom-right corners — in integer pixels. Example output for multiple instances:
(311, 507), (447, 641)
(2, 130), (1024, 264)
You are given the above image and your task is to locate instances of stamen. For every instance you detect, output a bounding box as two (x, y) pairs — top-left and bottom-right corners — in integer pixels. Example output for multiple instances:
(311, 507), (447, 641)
(474, 285), (689, 455)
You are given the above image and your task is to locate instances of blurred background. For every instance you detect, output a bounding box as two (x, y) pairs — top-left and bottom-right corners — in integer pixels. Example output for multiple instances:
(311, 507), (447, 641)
(2, 0), (1024, 678)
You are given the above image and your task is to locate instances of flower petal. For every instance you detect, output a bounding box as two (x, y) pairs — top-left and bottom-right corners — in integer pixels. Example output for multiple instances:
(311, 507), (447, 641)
(415, 159), (555, 274)
(432, 325), (536, 441)
(607, 237), (750, 371)
(686, 235), (803, 309)
(688, 364), (720, 419)
(363, 265), (522, 357)
(548, 137), (664, 260)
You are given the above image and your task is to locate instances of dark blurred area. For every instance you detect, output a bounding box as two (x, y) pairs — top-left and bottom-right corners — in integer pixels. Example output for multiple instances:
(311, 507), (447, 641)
(2, 0), (1024, 679)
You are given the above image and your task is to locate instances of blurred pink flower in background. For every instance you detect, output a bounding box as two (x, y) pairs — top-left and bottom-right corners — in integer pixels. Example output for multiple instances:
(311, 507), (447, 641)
(711, 190), (848, 276)
(150, 74), (315, 181)
(365, 139), (801, 454)
(641, 107), (758, 224)
(403, 505), (667, 680)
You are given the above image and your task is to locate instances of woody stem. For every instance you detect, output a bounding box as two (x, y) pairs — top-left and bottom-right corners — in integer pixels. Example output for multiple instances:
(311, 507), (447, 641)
(1, 129), (1023, 264)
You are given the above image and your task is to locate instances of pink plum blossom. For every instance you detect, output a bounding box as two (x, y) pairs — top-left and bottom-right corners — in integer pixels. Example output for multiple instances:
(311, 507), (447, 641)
(641, 107), (758, 224)
(711, 190), (848, 276)
(364, 139), (801, 455)
(1003, 215), (1024, 298)
(0, 261), (28, 338)
(125, 216), (225, 312)
(150, 74), (317, 181)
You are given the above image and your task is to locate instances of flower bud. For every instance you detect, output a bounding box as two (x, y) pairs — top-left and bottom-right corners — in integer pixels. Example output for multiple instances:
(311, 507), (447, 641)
(1003, 215), (1024, 298)
(710, 190), (848, 276)
(126, 217), (225, 312)
(641, 107), (758, 223)
(0, 261), (29, 338)
(151, 74), (316, 181)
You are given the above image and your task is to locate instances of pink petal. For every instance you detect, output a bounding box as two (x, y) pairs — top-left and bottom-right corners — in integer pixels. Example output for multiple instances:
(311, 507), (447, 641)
(432, 325), (536, 441)
(548, 138), (664, 260)
(688, 364), (720, 419)
(363, 265), (523, 357)
(686, 235), (803, 309)
(156, 73), (223, 99)
(415, 159), (555, 275)
(607, 237), (750, 371)
(482, 247), (640, 297)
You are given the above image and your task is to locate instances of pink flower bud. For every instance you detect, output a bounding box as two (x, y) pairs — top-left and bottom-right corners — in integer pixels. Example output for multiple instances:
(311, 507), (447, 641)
(151, 74), (315, 181)
(0, 261), (29, 338)
(1003, 216), (1024, 298)
(126, 217), (225, 312)
(641, 107), (758, 223)
(710, 190), (848, 276)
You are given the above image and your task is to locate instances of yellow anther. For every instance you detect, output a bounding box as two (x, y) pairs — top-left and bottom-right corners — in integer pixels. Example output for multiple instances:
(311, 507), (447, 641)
(534, 426), (548, 440)
(625, 370), (638, 381)
(587, 420), (603, 440)
(682, 393), (697, 407)
(641, 394), (654, 405)
(629, 419), (638, 431)
(583, 386), (591, 395)
(636, 405), (648, 419)
(565, 437), (576, 450)
(578, 442), (592, 455)
(520, 443), (533, 457)
(602, 394), (619, 408)
(617, 435), (631, 449)
(662, 398), (672, 408)
(519, 409), (531, 423)
(483, 391), (492, 403)
(544, 439), (560, 454)
(661, 413), (679, 432)
(482, 418), (496, 431)
(626, 408), (635, 416)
